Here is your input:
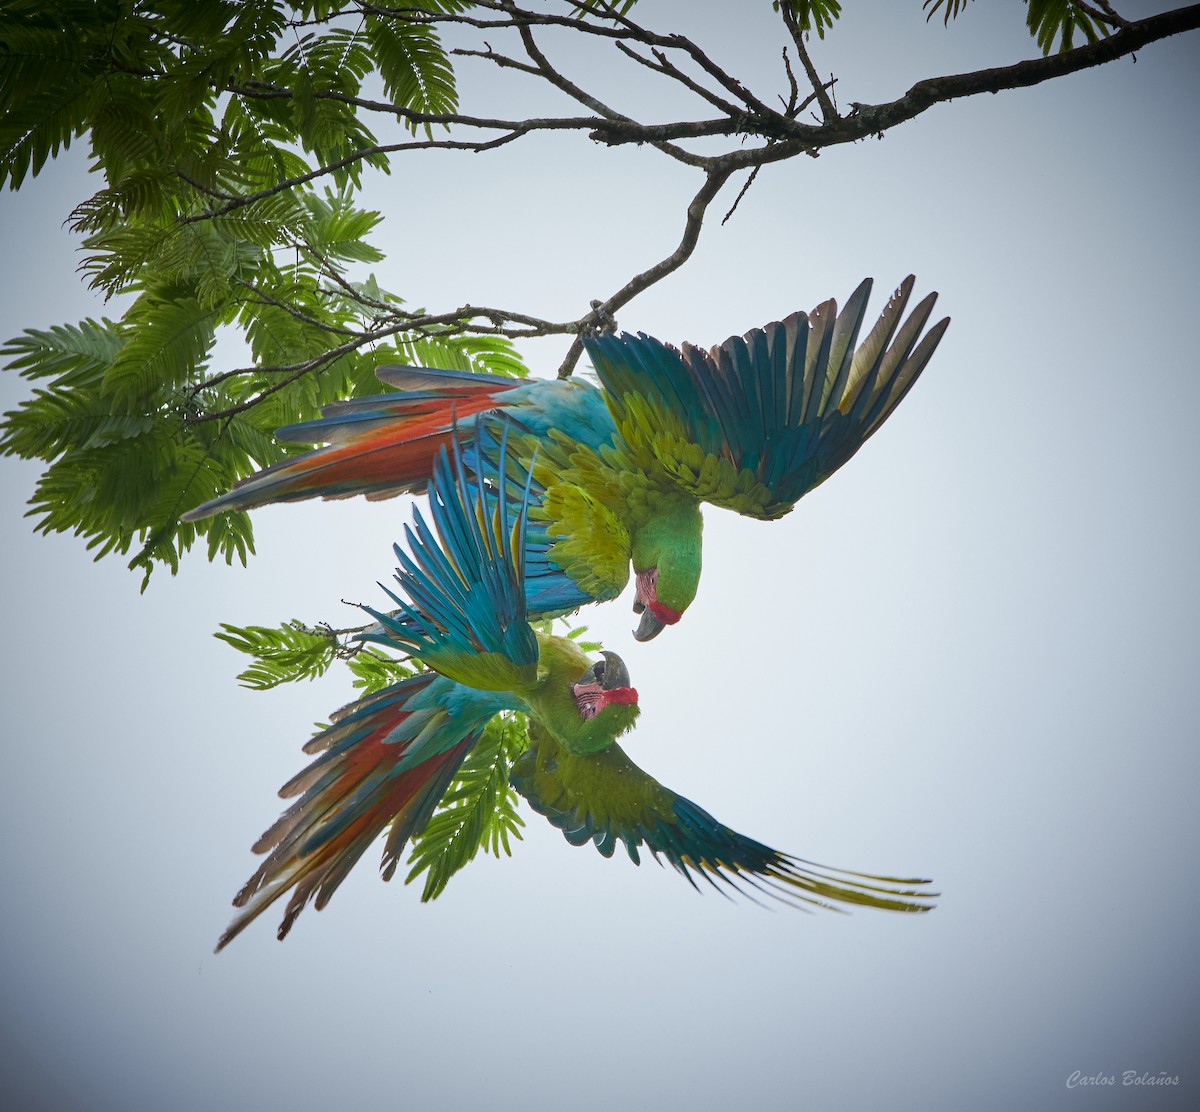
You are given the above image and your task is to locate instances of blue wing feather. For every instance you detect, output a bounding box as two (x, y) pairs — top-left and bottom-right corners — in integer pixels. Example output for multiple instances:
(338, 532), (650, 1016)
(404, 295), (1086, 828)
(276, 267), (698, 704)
(583, 276), (949, 517)
(367, 431), (540, 676)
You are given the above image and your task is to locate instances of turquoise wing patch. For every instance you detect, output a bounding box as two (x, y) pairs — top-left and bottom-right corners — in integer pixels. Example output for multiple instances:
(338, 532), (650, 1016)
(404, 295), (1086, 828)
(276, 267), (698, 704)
(367, 428), (539, 692)
(584, 276), (950, 519)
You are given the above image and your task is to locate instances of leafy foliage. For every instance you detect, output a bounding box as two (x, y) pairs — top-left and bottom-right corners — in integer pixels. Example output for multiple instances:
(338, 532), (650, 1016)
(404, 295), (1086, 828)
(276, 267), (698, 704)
(215, 621), (341, 690)
(404, 711), (529, 901)
(1025, 0), (1110, 53)
(922, 0), (1114, 53)
(1, 1), (523, 587)
(773, 1), (844, 39)
(346, 646), (416, 695)
(0, 316), (256, 584)
(214, 618), (413, 691)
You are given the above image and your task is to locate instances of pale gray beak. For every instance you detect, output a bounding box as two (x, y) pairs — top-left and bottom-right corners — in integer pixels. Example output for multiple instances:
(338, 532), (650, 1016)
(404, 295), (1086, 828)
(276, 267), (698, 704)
(598, 650), (631, 690)
(633, 608), (665, 642)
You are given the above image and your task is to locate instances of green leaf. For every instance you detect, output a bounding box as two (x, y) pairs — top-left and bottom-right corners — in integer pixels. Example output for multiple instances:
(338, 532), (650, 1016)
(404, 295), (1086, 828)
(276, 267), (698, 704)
(364, 15), (458, 136)
(299, 187), (385, 264)
(214, 621), (339, 690)
(563, 620), (602, 654)
(1, 386), (155, 458)
(0, 10), (106, 188)
(921, 0), (972, 26)
(102, 295), (219, 407)
(772, 1), (843, 39)
(405, 712), (529, 901)
(393, 333), (528, 379)
(346, 647), (414, 695)
(571, 1), (640, 17)
(1026, 0), (1108, 55)
(0, 318), (123, 386)
(923, 0), (1112, 53)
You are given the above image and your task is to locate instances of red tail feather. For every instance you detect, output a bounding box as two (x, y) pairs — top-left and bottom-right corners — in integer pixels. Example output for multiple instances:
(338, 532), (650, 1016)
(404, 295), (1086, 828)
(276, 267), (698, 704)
(216, 675), (480, 949)
(185, 377), (519, 519)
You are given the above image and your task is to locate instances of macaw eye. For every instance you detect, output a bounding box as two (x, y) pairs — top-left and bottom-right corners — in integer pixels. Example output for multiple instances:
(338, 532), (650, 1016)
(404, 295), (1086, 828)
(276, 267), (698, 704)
(633, 568), (658, 614)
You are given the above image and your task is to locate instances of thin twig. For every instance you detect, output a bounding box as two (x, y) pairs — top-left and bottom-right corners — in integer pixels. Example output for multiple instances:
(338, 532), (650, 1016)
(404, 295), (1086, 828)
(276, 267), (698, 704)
(779, 3), (838, 122)
(721, 165), (761, 226)
(1073, 0), (1132, 29)
(613, 41), (746, 118)
(556, 166), (735, 378)
(780, 46), (800, 116)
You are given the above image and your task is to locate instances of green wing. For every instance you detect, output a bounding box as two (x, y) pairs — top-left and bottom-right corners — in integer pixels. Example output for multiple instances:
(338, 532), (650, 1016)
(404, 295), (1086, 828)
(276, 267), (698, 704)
(511, 722), (936, 913)
(584, 276), (950, 520)
(527, 430), (633, 603)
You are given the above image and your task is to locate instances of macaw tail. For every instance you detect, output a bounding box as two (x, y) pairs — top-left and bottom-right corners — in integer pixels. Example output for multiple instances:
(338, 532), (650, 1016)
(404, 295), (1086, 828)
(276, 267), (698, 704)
(216, 671), (498, 949)
(183, 365), (524, 521)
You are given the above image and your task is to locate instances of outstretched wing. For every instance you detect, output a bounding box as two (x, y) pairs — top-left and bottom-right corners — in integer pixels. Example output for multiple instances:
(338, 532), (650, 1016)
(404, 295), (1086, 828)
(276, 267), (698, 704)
(585, 276), (950, 520)
(511, 722), (936, 913)
(366, 425), (540, 693)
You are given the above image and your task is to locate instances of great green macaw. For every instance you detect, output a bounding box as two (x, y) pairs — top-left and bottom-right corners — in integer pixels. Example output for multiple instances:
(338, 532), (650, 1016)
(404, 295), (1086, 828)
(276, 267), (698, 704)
(216, 436), (935, 947)
(186, 276), (949, 639)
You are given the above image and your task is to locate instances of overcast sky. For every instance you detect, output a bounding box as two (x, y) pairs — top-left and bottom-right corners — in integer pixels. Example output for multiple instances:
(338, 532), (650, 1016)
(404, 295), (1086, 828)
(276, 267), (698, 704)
(2, 3), (1198, 1110)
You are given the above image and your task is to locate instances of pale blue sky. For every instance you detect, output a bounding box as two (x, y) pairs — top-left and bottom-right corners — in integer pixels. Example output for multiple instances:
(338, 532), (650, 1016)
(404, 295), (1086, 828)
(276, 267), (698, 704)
(2, 4), (1198, 1110)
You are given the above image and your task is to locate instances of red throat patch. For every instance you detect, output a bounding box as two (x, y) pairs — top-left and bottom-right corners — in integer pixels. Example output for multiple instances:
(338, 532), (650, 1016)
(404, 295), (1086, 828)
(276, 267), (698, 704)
(572, 682), (639, 719)
(602, 686), (639, 707)
(648, 600), (682, 625)
(636, 569), (683, 625)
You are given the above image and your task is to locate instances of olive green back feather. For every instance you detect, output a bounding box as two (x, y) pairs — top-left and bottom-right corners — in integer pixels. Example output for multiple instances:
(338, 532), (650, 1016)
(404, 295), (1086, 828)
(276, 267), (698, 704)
(512, 722), (938, 913)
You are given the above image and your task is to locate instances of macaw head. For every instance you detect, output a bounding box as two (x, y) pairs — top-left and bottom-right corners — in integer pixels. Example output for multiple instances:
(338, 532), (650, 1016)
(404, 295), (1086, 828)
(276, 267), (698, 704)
(630, 503), (703, 641)
(567, 650), (640, 753)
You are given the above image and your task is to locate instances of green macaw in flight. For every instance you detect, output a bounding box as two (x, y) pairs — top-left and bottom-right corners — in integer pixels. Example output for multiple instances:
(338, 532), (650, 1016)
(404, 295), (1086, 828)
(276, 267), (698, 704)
(185, 276), (949, 639)
(216, 435), (935, 947)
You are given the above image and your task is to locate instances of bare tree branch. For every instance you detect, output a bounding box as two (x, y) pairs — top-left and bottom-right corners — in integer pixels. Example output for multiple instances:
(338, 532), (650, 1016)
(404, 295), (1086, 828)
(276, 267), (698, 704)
(555, 165), (736, 378)
(779, 2), (838, 122)
(613, 41), (747, 119)
(840, 4), (1200, 139)
(721, 165), (762, 226)
(176, 0), (1200, 402)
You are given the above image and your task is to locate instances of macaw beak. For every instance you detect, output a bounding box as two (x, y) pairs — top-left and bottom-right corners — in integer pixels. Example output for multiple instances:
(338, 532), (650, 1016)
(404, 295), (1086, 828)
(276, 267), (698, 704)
(598, 650), (631, 690)
(633, 606), (666, 642)
(577, 650), (633, 690)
